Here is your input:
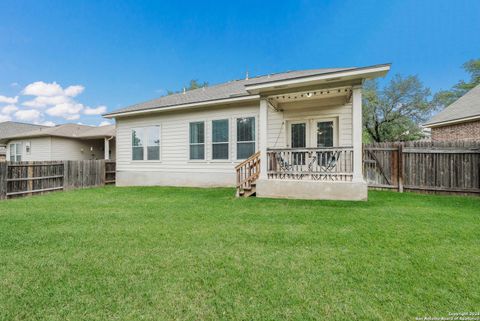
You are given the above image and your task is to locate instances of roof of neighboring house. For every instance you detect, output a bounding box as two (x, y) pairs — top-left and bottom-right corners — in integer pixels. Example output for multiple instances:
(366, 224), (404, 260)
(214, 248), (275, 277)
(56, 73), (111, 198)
(104, 64), (391, 118)
(0, 121), (48, 140)
(1, 123), (115, 141)
(425, 84), (480, 127)
(0, 121), (49, 153)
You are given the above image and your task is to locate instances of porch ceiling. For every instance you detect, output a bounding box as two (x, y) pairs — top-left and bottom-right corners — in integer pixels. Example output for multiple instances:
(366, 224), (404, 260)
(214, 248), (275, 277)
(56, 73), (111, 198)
(266, 85), (352, 110)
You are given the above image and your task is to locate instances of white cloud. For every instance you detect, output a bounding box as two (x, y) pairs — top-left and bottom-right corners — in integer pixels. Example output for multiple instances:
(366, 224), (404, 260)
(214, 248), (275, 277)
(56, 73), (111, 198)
(84, 105), (107, 115)
(64, 85), (84, 97)
(0, 114), (12, 122)
(0, 95), (18, 104)
(46, 102), (84, 120)
(14, 109), (41, 122)
(10, 82), (19, 87)
(1, 105), (18, 114)
(22, 81), (64, 97)
(39, 121), (56, 127)
(9, 80), (107, 124)
(23, 95), (72, 108)
(99, 120), (111, 127)
(22, 81), (85, 98)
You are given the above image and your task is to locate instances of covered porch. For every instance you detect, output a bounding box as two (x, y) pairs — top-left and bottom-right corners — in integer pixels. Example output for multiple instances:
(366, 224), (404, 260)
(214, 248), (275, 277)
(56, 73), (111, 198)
(236, 65), (390, 200)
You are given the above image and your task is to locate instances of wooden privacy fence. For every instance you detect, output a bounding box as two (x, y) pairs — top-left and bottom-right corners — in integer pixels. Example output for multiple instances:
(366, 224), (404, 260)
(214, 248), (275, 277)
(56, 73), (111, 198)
(364, 141), (480, 195)
(0, 160), (116, 200)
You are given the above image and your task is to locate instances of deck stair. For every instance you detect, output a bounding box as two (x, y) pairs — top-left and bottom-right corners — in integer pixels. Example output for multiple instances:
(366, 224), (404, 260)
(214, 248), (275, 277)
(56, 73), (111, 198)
(235, 151), (260, 197)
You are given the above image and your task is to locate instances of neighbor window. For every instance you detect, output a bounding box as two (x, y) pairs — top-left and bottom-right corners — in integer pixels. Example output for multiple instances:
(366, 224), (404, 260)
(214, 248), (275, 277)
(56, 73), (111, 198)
(189, 121), (205, 160)
(9, 143), (22, 162)
(212, 119), (229, 160)
(131, 126), (160, 161)
(236, 117), (255, 159)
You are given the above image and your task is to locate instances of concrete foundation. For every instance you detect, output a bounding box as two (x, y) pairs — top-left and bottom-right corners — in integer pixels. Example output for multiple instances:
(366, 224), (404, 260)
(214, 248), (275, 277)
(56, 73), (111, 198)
(116, 171), (235, 187)
(256, 179), (368, 201)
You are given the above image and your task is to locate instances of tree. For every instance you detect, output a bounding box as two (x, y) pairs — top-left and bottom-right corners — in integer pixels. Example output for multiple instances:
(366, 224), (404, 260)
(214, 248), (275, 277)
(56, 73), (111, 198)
(167, 79), (208, 95)
(363, 75), (433, 142)
(433, 58), (480, 109)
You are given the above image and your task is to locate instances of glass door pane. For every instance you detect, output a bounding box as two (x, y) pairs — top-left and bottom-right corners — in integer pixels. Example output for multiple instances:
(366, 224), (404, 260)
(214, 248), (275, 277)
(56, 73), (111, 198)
(291, 123), (306, 148)
(291, 123), (306, 165)
(317, 121), (333, 147)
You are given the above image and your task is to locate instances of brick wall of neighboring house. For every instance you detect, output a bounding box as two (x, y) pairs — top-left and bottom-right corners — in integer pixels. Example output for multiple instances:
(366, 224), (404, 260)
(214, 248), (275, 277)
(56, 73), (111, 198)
(431, 119), (480, 141)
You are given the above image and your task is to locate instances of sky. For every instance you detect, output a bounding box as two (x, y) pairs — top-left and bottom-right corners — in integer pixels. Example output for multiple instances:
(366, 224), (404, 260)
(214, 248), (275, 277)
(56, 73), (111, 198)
(0, 0), (479, 126)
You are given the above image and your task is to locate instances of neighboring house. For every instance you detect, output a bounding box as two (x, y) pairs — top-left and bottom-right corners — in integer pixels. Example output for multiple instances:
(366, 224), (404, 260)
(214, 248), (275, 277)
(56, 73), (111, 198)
(424, 84), (480, 141)
(2, 124), (116, 161)
(0, 121), (48, 162)
(104, 64), (390, 200)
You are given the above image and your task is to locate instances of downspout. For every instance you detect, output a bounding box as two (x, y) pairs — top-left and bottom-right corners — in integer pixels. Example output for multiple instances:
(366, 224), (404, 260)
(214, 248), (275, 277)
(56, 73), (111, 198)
(104, 136), (114, 160)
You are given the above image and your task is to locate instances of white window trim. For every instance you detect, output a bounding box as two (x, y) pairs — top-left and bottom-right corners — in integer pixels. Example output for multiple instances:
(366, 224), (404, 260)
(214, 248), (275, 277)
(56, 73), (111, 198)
(131, 125), (161, 162)
(284, 115), (340, 148)
(189, 120), (206, 161)
(311, 117), (338, 147)
(211, 118), (230, 161)
(287, 120), (310, 148)
(9, 142), (23, 162)
(234, 115), (258, 161)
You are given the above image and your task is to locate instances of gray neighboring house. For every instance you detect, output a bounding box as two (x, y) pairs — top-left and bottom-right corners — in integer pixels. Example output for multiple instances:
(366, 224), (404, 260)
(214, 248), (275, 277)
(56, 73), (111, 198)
(424, 84), (480, 141)
(0, 121), (48, 161)
(2, 123), (116, 161)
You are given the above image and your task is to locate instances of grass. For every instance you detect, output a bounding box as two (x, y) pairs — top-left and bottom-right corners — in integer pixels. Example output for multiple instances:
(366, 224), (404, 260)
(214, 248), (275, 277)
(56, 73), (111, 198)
(0, 187), (479, 321)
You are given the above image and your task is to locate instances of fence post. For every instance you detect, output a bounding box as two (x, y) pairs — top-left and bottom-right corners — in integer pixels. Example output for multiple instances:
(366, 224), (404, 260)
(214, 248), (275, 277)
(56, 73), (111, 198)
(398, 144), (404, 193)
(28, 162), (33, 196)
(0, 162), (6, 200)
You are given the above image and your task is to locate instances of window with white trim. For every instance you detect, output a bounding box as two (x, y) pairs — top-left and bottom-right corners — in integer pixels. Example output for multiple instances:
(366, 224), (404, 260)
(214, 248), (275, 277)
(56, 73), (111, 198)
(189, 121), (205, 160)
(236, 117), (255, 159)
(212, 119), (229, 160)
(131, 126), (160, 161)
(9, 143), (22, 162)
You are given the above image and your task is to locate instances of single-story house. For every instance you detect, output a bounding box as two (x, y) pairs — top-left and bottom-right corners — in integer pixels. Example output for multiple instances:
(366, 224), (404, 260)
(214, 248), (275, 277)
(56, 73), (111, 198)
(0, 121), (48, 162)
(104, 63), (391, 200)
(424, 84), (480, 141)
(2, 123), (116, 161)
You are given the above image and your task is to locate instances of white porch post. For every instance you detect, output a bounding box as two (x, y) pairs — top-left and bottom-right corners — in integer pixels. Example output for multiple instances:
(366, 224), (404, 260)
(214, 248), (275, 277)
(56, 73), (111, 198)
(104, 137), (110, 160)
(352, 85), (363, 182)
(259, 98), (268, 179)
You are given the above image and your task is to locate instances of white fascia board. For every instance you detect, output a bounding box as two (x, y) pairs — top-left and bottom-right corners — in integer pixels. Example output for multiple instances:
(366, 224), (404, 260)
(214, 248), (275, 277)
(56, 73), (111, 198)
(423, 114), (480, 128)
(104, 94), (260, 119)
(245, 65), (391, 94)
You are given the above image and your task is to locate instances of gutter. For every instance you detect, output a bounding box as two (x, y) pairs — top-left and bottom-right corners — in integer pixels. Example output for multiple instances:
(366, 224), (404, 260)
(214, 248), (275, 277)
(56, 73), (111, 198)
(103, 94), (260, 119)
(423, 114), (480, 128)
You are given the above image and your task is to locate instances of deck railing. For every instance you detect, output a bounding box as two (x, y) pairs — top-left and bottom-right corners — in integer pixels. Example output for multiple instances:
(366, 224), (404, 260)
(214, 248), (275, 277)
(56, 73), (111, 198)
(235, 151), (261, 194)
(267, 147), (354, 181)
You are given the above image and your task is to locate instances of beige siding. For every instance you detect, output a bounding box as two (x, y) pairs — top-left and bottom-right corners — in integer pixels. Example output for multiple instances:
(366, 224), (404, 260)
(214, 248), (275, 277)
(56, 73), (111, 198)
(7, 137), (52, 161)
(116, 104), (259, 186)
(267, 100), (353, 148)
(116, 99), (354, 187)
(50, 137), (104, 160)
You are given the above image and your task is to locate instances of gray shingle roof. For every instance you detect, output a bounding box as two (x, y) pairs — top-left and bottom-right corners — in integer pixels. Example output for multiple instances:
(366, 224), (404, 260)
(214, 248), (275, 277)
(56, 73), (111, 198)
(104, 67), (354, 116)
(0, 121), (49, 148)
(0, 121), (48, 139)
(425, 84), (480, 126)
(1, 123), (115, 140)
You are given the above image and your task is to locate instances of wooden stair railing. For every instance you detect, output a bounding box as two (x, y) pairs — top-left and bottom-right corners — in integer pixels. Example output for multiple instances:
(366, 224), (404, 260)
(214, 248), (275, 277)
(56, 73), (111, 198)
(235, 151), (260, 197)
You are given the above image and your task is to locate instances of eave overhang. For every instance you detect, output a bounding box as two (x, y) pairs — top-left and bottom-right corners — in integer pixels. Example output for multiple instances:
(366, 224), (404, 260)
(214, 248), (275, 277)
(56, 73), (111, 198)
(245, 64), (391, 94)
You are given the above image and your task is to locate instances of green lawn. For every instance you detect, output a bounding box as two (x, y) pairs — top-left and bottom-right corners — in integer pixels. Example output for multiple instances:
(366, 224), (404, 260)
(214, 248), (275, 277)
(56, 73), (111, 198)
(0, 187), (479, 321)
